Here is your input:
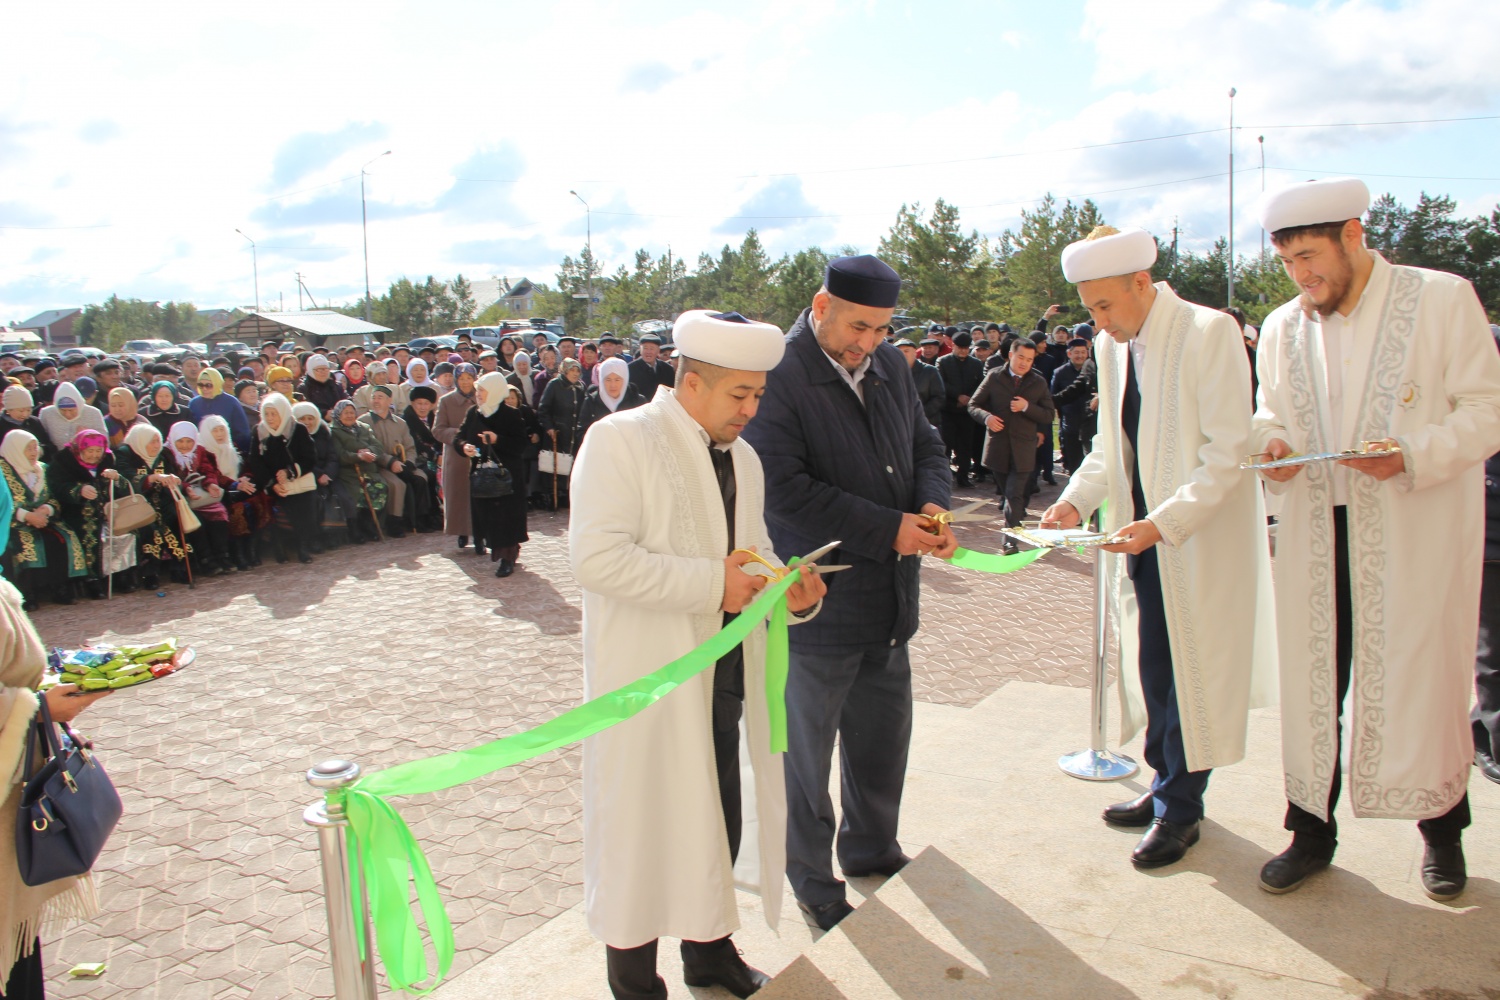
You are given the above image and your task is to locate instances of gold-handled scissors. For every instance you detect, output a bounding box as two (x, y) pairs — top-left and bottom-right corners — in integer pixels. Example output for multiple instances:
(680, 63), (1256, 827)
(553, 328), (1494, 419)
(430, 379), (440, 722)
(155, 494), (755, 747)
(733, 540), (850, 579)
(920, 499), (991, 532)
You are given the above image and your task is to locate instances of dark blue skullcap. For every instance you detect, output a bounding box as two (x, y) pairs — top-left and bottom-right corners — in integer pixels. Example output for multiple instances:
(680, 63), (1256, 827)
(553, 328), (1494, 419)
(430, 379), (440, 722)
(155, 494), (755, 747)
(708, 311), (751, 324)
(951, 331), (973, 348)
(825, 255), (901, 308)
(1067, 338), (1090, 349)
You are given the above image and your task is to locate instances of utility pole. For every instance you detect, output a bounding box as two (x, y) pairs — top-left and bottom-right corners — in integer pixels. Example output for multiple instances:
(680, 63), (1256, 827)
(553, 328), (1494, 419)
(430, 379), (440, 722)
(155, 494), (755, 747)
(235, 229), (259, 313)
(665, 244), (673, 317)
(570, 190), (593, 323)
(1172, 217), (1179, 267)
(1227, 87), (1237, 307)
(1258, 134), (1267, 262)
(296, 272), (303, 311)
(361, 150), (392, 322)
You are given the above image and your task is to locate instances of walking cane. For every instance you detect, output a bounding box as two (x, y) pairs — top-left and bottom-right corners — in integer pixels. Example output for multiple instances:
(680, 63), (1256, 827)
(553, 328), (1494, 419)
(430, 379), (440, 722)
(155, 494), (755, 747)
(171, 484), (195, 590)
(106, 477), (114, 601)
(355, 464), (384, 541)
(549, 430), (559, 510)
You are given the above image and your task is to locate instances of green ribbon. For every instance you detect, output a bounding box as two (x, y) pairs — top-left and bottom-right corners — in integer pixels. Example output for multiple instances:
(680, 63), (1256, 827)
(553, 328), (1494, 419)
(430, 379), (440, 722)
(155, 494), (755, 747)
(341, 570), (802, 994)
(945, 545), (1050, 573)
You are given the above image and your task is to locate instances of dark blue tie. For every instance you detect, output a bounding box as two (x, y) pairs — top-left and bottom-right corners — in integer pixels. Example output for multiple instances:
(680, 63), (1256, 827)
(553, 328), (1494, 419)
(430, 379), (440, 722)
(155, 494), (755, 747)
(1120, 348), (1148, 523)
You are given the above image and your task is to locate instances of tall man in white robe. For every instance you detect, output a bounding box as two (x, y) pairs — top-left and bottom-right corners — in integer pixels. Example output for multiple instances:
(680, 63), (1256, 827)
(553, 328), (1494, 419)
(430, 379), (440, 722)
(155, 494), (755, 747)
(1043, 226), (1278, 868)
(570, 310), (827, 1000)
(1251, 178), (1500, 900)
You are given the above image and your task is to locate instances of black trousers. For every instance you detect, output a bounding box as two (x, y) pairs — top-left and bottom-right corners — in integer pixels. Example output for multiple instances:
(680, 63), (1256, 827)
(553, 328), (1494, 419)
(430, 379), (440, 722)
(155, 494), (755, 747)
(3, 939), (43, 1000)
(1058, 424), (1085, 474)
(1285, 507), (1471, 856)
(605, 653), (746, 1000)
(1470, 561), (1500, 761)
(942, 412), (975, 478)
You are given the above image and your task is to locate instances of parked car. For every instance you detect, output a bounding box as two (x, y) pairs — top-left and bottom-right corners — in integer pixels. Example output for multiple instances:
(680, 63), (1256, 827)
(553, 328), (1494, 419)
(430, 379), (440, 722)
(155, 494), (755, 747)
(208, 341), (253, 357)
(451, 326), (505, 349)
(406, 336), (460, 354)
(179, 342), (209, 356)
(120, 339), (177, 359)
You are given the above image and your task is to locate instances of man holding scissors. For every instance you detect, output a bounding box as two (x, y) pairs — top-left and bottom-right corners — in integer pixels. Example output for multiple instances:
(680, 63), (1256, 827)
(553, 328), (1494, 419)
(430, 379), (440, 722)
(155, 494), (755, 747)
(744, 255), (955, 930)
(1041, 226), (1276, 869)
(1251, 178), (1500, 900)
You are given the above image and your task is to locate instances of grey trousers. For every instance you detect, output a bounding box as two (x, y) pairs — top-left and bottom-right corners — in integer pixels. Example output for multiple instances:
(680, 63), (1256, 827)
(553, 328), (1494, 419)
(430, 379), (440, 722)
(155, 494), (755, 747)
(784, 642), (913, 906)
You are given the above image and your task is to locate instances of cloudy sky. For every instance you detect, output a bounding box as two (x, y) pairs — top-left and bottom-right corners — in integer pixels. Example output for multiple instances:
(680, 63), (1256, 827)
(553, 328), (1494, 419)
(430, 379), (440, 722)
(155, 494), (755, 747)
(3, 0), (1498, 323)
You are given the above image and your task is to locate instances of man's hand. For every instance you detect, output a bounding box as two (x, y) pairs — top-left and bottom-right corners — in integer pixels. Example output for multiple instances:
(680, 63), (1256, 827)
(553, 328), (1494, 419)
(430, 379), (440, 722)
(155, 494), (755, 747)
(894, 512), (944, 557)
(1010, 398), (1028, 413)
(1040, 501), (1080, 529)
(785, 563), (827, 614)
(986, 415), (1004, 433)
(1102, 518), (1162, 555)
(918, 503), (959, 558)
(1044, 304), (1061, 320)
(1340, 438), (1405, 481)
(1088, 395), (1099, 412)
(317, 474), (331, 486)
(390, 461), (404, 474)
(957, 394), (970, 406)
(1037, 432), (1044, 447)
(1258, 437), (1304, 483)
(722, 549), (768, 613)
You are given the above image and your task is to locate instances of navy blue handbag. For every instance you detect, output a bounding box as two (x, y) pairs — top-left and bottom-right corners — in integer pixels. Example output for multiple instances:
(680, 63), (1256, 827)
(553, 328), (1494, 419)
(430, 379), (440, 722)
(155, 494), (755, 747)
(15, 696), (122, 887)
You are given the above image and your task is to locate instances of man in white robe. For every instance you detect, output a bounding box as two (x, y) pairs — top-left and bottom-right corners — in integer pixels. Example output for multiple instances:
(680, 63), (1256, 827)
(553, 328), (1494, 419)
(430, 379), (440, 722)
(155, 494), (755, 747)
(1043, 226), (1277, 868)
(570, 309), (827, 1000)
(1251, 177), (1500, 900)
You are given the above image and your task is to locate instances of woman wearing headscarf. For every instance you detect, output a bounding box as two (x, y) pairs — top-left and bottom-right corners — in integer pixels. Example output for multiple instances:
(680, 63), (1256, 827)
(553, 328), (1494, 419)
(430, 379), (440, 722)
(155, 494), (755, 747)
(166, 420), (231, 576)
(576, 357), (646, 446)
(38, 382), (106, 452)
(459, 373), (539, 578)
(299, 354), (347, 418)
(341, 358), (368, 400)
(535, 358), (587, 510)
(579, 342), (599, 385)
(292, 401), (347, 550)
(508, 352), (539, 409)
(328, 400), (389, 543)
(0, 577), (109, 995)
(1, 431), (86, 608)
(46, 428), (121, 599)
(401, 385), (443, 529)
(104, 387), (149, 449)
(431, 362), (456, 394)
(187, 367), (252, 453)
(1, 387), (53, 464)
(249, 393), (317, 564)
(115, 424), (191, 587)
(433, 365), (479, 550)
(144, 380), (187, 440)
(199, 414), (262, 571)
(393, 357), (435, 414)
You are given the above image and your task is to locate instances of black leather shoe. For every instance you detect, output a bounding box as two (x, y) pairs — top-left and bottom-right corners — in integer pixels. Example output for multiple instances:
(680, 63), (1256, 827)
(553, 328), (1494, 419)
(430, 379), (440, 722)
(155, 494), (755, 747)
(797, 898), (854, 931)
(1131, 819), (1199, 868)
(456, 535), (468, 549)
(681, 940), (770, 998)
(1103, 791), (1156, 827)
(1476, 749), (1500, 785)
(1258, 844), (1330, 894)
(842, 853), (911, 878)
(495, 559), (514, 578)
(1422, 843), (1466, 901)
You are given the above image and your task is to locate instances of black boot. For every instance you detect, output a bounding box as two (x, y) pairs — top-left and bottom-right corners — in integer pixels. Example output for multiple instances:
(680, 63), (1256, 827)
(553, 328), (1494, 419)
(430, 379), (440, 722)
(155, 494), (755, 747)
(681, 937), (770, 998)
(52, 584), (77, 606)
(385, 514), (407, 539)
(456, 534), (468, 549)
(84, 578), (106, 601)
(606, 942), (667, 1000)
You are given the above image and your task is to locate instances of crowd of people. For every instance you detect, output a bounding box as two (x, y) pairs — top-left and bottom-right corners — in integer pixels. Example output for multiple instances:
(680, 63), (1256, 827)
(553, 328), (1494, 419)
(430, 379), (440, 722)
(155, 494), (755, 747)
(0, 328), (689, 608)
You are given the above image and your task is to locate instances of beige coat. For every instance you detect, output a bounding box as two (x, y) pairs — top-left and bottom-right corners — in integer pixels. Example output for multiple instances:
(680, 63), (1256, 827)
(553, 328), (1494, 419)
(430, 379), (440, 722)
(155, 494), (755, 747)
(432, 389), (476, 536)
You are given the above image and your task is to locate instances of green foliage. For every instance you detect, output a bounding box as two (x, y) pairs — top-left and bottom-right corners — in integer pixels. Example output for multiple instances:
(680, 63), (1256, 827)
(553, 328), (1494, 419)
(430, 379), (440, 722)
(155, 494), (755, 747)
(989, 195), (1106, 323)
(879, 199), (993, 324)
(450, 274), (477, 325)
(74, 296), (212, 351)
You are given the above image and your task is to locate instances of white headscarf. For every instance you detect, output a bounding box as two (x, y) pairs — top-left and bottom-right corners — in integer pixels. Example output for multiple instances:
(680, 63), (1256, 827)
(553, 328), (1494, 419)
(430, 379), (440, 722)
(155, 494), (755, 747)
(512, 353), (535, 405)
(168, 420), (199, 470)
(198, 414), (240, 479)
(258, 392), (295, 440)
(0, 429), (42, 492)
(405, 359), (435, 388)
(598, 357), (630, 412)
(475, 371), (509, 418)
(124, 423), (163, 464)
(291, 400), (325, 433)
(40, 381), (106, 449)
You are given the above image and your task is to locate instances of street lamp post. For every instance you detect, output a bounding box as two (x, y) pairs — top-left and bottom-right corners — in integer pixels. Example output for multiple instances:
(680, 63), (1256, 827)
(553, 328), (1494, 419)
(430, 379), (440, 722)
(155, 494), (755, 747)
(235, 229), (259, 313)
(569, 190), (593, 324)
(1227, 87), (1237, 308)
(1258, 134), (1266, 261)
(361, 150), (392, 322)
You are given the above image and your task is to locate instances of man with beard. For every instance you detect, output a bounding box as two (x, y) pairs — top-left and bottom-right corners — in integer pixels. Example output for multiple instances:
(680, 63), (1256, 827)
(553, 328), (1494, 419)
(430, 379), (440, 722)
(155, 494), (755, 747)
(1251, 178), (1500, 900)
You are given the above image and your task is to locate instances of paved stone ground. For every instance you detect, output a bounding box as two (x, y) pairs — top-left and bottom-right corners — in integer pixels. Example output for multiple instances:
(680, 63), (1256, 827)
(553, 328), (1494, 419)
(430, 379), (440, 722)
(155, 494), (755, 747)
(26, 469), (1093, 998)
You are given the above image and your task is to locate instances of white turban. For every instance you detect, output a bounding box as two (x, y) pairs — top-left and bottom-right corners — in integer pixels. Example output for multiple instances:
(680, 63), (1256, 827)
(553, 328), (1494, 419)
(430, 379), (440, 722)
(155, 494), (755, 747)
(672, 310), (784, 371)
(1061, 228), (1158, 284)
(1258, 177), (1370, 234)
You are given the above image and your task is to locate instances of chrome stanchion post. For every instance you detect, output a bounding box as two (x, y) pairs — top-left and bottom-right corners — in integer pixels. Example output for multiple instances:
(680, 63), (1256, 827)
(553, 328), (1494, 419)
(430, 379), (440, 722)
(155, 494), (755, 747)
(1058, 545), (1139, 780)
(305, 760), (379, 999)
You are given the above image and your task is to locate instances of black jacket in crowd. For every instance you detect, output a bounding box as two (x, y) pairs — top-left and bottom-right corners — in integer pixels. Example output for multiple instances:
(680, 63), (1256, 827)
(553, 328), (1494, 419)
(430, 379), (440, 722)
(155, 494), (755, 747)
(1050, 358), (1099, 442)
(576, 387), (647, 447)
(909, 360), (944, 427)
(536, 378), (588, 455)
(935, 351), (983, 415)
(1050, 361), (1092, 429)
(299, 375), (347, 418)
(741, 309), (951, 649)
(626, 358), (675, 402)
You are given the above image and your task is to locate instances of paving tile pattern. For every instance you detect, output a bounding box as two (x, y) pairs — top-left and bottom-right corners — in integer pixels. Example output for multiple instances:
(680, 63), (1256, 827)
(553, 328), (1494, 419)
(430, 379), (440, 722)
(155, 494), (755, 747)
(26, 470), (1094, 998)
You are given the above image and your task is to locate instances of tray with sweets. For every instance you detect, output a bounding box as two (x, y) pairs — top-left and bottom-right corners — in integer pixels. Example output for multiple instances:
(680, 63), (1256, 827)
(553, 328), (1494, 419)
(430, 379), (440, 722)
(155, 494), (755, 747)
(43, 639), (195, 692)
(1240, 440), (1401, 471)
(1002, 522), (1123, 549)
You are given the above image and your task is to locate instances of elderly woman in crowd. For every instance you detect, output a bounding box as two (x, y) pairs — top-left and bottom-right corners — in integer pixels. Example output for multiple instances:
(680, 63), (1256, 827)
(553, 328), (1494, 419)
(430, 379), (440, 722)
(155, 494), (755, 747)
(299, 354), (346, 417)
(198, 414), (262, 572)
(360, 385), (430, 535)
(431, 362), (456, 395)
(187, 367), (252, 453)
(401, 385), (442, 527)
(351, 362), (391, 414)
(115, 424), (191, 588)
(46, 428), (121, 599)
(40, 383), (106, 452)
(293, 401), (348, 550)
(459, 372), (538, 578)
(341, 358), (368, 400)
(433, 363), (479, 550)
(535, 358), (587, 510)
(235, 380), (263, 423)
(249, 394), (317, 564)
(1, 387), (52, 463)
(104, 386), (149, 449)
(264, 366), (297, 402)
(329, 400), (390, 543)
(577, 356), (645, 445)
(167, 420), (233, 577)
(0, 574), (109, 997)
(144, 380), (188, 440)
(509, 352), (541, 408)
(393, 358), (435, 413)
(1, 431), (86, 609)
